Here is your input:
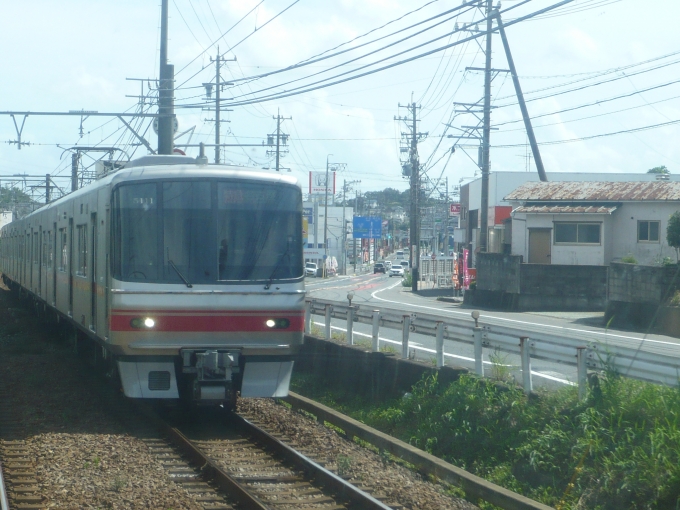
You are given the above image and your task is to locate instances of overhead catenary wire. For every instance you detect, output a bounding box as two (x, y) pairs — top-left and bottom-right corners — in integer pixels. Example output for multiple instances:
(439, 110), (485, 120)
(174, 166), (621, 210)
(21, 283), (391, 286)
(177, 0), (578, 108)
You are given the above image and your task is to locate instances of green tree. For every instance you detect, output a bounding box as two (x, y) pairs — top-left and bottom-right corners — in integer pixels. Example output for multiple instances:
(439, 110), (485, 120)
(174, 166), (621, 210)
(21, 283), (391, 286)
(667, 211), (680, 262)
(647, 165), (670, 174)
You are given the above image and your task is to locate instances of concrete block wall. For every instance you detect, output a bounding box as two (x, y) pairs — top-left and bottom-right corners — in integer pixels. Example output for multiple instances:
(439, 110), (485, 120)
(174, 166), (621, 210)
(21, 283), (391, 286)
(608, 262), (680, 304)
(476, 253), (522, 293)
(520, 264), (608, 308)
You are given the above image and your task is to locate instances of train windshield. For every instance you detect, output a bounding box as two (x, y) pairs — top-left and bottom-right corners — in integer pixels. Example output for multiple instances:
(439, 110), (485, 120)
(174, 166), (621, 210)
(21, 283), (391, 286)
(112, 180), (303, 284)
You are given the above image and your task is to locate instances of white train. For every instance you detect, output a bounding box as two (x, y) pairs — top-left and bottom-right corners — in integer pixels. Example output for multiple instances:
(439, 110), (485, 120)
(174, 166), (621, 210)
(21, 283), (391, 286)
(0, 155), (305, 406)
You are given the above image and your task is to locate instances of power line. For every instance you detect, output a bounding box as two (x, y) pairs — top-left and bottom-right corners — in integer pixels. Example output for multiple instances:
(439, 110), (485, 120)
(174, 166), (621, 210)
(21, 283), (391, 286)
(179, 0), (577, 108)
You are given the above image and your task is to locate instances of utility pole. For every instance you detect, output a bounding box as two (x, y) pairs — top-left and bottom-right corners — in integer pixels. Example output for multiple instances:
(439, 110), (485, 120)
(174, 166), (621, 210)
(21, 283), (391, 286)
(71, 153), (79, 192)
(206, 47), (236, 164)
(396, 99), (426, 291)
(45, 174), (51, 204)
(157, 0), (175, 155)
(267, 109), (291, 171)
(479, 0), (493, 255)
(342, 179), (360, 275)
(495, 11), (547, 182)
(323, 155), (333, 278)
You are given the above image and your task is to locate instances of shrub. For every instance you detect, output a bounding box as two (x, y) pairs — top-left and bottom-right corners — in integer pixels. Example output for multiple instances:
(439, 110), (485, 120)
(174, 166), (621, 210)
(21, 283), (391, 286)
(621, 254), (638, 264)
(401, 272), (412, 287)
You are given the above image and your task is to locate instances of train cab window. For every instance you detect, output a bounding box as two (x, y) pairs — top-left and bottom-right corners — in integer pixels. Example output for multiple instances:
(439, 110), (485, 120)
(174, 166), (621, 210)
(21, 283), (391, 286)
(76, 225), (87, 276)
(112, 179), (303, 284)
(162, 181), (212, 284)
(112, 183), (159, 281)
(216, 182), (302, 281)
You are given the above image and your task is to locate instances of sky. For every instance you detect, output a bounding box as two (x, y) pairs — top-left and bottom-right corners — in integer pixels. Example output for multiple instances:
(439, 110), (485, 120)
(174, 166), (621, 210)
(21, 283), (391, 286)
(1, 0), (679, 202)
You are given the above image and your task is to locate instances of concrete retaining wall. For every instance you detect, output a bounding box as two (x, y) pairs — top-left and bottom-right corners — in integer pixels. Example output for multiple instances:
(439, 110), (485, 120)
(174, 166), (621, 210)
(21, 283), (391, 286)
(295, 335), (468, 400)
(606, 262), (680, 331)
(472, 253), (607, 311)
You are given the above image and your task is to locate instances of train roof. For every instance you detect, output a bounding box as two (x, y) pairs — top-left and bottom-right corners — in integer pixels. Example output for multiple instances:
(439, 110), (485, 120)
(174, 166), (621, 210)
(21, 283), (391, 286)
(6, 156), (301, 225)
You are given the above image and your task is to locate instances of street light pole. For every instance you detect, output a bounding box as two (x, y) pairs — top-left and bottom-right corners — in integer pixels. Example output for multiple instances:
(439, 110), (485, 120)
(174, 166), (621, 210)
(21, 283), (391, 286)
(323, 154), (332, 278)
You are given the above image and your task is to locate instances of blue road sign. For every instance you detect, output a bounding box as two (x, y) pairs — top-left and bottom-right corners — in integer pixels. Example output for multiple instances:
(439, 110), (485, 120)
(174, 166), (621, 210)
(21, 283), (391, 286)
(353, 216), (382, 239)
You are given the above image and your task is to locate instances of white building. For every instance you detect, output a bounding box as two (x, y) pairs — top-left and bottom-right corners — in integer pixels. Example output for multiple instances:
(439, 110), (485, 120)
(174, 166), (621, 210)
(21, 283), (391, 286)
(303, 202), (353, 273)
(460, 171), (680, 261)
(506, 181), (680, 266)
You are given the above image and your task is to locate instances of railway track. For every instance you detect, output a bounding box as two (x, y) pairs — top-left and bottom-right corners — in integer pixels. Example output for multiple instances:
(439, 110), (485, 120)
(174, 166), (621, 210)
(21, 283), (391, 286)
(140, 403), (396, 510)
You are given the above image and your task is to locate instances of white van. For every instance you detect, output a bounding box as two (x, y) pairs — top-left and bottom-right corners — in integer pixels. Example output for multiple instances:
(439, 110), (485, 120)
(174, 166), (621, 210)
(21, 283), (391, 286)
(396, 250), (404, 260)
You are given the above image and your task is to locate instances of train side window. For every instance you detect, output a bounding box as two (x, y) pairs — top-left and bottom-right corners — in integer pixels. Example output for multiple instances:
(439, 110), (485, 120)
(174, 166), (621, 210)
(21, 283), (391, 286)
(59, 229), (68, 272)
(47, 231), (53, 269)
(33, 232), (39, 264)
(76, 225), (87, 277)
(42, 232), (48, 267)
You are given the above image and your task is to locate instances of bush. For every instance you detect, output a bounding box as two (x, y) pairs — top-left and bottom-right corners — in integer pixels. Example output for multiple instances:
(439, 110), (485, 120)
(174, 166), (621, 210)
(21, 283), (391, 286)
(669, 290), (680, 307)
(401, 271), (412, 287)
(621, 254), (638, 264)
(292, 371), (680, 509)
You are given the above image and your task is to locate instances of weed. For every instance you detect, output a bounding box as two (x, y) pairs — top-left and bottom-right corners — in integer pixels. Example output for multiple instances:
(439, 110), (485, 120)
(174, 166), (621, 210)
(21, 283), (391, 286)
(621, 253), (638, 264)
(336, 455), (352, 477)
(291, 368), (680, 509)
(380, 344), (398, 355)
(669, 290), (680, 307)
(354, 338), (372, 349)
(331, 331), (346, 343)
(111, 476), (127, 492)
(488, 347), (514, 383)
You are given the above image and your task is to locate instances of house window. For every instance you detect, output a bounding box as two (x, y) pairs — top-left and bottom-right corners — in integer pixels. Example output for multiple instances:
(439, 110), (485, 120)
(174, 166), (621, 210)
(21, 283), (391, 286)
(638, 220), (659, 242)
(554, 222), (601, 244)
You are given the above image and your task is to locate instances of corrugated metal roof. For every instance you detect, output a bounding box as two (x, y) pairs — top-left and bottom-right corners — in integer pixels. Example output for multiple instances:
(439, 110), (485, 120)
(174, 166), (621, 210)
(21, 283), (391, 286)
(505, 181), (680, 202)
(514, 205), (617, 214)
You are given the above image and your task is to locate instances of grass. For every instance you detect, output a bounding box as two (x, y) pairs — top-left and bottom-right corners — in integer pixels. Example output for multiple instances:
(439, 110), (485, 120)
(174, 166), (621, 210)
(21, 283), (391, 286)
(290, 371), (680, 509)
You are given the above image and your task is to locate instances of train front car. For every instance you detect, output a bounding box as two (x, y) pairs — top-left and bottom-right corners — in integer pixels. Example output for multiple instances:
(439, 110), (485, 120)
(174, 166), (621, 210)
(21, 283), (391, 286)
(109, 161), (305, 406)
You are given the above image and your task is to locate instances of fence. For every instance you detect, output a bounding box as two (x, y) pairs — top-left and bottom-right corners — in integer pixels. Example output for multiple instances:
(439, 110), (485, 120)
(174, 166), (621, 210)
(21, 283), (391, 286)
(417, 256), (455, 288)
(305, 298), (680, 398)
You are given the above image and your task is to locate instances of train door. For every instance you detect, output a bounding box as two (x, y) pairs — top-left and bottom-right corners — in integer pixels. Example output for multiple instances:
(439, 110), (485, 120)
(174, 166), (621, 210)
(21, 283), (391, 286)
(68, 218), (74, 316)
(90, 213), (97, 331)
(52, 223), (57, 306)
(38, 227), (43, 296)
(29, 228), (34, 290)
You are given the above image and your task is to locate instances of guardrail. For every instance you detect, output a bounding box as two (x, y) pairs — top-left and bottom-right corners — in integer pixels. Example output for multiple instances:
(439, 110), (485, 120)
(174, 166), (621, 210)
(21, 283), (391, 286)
(305, 298), (680, 397)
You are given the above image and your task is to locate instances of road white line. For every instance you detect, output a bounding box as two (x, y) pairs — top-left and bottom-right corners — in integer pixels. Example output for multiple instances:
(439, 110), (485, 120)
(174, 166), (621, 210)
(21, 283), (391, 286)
(368, 282), (679, 347)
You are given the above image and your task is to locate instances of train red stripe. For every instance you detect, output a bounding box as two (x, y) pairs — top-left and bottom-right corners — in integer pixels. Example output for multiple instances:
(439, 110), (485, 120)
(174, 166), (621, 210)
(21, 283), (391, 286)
(110, 314), (304, 332)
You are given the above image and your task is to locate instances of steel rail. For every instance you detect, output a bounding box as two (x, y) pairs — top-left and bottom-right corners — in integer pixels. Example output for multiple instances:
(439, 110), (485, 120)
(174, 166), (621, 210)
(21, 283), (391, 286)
(0, 461), (9, 510)
(285, 392), (554, 510)
(139, 402), (392, 510)
(232, 413), (393, 510)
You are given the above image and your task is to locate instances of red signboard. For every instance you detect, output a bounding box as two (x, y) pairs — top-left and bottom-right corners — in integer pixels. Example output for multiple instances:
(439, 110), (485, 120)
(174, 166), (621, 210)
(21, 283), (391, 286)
(449, 203), (461, 216)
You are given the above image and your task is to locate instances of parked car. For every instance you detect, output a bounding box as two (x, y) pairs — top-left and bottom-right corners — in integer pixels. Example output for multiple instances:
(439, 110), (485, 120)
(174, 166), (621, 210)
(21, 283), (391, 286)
(305, 262), (318, 277)
(389, 266), (404, 277)
(373, 262), (386, 274)
(384, 260), (392, 270)
(400, 260), (410, 271)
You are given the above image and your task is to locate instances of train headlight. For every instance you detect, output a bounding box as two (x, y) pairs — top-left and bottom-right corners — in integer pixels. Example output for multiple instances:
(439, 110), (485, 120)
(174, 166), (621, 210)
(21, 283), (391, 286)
(265, 318), (290, 329)
(130, 317), (156, 329)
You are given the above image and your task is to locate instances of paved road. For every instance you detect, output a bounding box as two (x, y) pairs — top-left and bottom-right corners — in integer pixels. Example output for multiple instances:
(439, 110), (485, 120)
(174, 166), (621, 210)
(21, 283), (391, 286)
(304, 271), (680, 389)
